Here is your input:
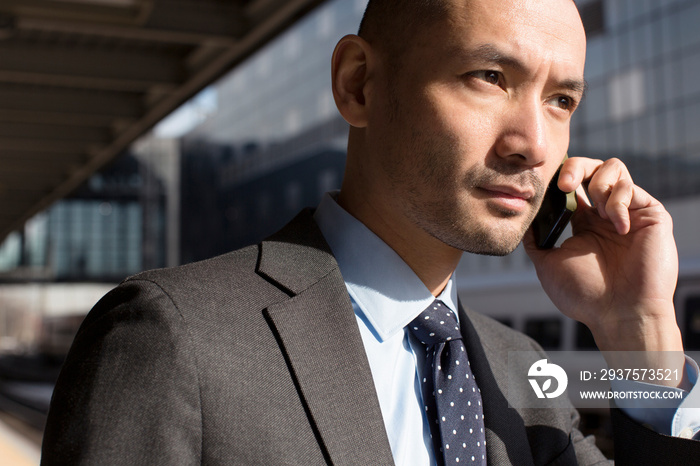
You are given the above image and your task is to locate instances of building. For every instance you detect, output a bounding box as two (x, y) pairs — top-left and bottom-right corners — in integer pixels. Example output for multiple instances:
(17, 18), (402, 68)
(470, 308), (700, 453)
(176, 0), (366, 261)
(0, 152), (167, 283)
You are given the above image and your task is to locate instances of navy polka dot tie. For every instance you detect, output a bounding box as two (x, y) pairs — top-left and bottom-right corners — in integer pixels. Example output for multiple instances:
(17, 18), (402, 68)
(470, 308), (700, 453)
(408, 300), (486, 465)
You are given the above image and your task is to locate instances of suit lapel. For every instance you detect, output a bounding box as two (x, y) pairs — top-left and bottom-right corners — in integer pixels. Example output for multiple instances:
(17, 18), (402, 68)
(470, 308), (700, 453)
(259, 211), (395, 465)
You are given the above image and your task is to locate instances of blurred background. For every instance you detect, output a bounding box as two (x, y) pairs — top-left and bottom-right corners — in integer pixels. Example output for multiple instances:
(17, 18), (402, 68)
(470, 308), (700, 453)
(0, 0), (698, 462)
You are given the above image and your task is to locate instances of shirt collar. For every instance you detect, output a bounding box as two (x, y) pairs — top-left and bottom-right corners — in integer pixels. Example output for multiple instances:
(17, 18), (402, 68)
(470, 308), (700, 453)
(313, 191), (459, 342)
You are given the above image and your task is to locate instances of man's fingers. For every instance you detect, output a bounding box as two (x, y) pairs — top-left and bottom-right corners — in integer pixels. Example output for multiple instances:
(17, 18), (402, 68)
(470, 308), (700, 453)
(561, 158), (630, 203)
(558, 157), (605, 192)
(605, 179), (634, 234)
(560, 157), (658, 235)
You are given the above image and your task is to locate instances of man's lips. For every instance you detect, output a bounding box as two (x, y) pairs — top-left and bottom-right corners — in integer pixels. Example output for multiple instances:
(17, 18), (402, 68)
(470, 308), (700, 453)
(480, 184), (535, 201)
(478, 185), (535, 212)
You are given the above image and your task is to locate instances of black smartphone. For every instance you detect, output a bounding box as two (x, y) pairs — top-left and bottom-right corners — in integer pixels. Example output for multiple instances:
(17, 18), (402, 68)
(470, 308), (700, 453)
(532, 164), (577, 249)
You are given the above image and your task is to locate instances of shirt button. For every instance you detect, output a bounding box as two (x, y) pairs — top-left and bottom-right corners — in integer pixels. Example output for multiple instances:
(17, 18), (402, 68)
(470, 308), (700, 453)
(679, 427), (694, 439)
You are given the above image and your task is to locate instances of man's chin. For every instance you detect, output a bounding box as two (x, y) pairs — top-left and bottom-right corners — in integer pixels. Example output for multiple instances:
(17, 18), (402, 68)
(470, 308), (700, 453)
(442, 224), (526, 257)
(463, 219), (527, 256)
(419, 207), (532, 256)
(462, 239), (521, 257)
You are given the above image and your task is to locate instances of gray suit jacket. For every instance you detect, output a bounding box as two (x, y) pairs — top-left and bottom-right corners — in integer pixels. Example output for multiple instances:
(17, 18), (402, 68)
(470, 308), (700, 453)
(41, 210), (700, 465)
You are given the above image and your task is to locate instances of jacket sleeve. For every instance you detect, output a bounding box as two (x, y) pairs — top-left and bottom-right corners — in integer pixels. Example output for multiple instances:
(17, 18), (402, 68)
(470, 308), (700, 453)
(611, 408), (700, 465)
(41, 279), (202, 465)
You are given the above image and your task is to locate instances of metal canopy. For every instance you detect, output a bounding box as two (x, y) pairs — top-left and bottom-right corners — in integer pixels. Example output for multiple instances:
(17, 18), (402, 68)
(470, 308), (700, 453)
(0, 0), (325, 242)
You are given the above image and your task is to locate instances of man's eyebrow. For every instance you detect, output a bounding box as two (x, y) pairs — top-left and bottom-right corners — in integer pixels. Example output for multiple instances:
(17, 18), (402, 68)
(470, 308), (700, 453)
(559, 78), (588, 99)
(469, 44), (528, 74)
(466, 43), (588, 98)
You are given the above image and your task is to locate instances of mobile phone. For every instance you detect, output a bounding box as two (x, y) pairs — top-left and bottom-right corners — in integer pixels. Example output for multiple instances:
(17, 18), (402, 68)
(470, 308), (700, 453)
(532, 163), (577, 249)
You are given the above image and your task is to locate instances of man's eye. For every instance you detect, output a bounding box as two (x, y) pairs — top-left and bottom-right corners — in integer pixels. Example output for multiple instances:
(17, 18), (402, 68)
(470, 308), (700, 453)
(550, 95), (576, 111)
(469, 70), (502, 86)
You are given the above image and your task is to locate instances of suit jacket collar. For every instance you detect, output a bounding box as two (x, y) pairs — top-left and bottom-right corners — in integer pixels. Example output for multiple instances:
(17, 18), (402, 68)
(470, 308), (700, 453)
(258, 209), (395, 465)
(257, 210), (568, 465)
(258, 208), (338, 296)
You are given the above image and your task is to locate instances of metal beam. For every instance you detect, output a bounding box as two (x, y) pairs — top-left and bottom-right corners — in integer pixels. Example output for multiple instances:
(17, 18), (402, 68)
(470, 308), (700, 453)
(17, 16), (238, 46)
(2, 159), (78, 173)
(0, 0), (328, 242)
(0, 183), (59, 194)
(21, 0), (328, 210)
(0, 109), (120, 128)
(0, 0), (144, 25)
(0, 173), (67, 188)
(0, 70), (175, 92)
(0, 43), (186, 86)
(0, 122), (111, 143)
(0, 152), (85, 170)
(0, 204), (45, 218)
(9, 0), (248, 40)
(0, 139), (90, 154)
(144, 1), (248, 38)
(0, 85), (144, 118)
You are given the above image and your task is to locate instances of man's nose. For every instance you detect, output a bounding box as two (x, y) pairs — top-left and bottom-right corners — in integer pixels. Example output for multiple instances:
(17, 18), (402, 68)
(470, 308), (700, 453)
(493, 96), (550, 167)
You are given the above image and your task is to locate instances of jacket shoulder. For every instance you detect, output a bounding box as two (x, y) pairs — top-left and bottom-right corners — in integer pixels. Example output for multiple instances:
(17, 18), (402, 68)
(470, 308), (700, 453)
(127, 244), (261, 291)
(465, 307), (544, 353)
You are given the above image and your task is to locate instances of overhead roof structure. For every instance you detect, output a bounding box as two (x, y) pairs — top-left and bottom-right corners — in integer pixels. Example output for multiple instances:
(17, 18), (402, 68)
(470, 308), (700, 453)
(0, 0), (325, 243)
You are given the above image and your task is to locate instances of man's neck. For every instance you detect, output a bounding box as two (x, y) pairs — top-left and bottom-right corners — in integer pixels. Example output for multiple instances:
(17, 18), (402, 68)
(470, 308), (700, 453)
(337, 189), (463, 297)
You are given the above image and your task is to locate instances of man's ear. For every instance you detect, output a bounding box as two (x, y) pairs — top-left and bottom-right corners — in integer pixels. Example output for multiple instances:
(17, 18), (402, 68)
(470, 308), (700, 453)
(331, 34), (373, 128)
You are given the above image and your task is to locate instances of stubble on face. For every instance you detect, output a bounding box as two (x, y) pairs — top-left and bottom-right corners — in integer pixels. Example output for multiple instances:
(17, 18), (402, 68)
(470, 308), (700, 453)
(431, 168), (545, 256)
(382, 86), (547, 256)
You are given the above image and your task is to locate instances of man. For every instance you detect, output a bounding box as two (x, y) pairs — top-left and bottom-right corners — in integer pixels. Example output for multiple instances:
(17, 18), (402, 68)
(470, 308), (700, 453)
(42, 0), (700, 464)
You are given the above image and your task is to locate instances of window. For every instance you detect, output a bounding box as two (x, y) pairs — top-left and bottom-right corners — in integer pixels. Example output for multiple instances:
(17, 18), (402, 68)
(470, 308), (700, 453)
(609, 68), (646, 122)
(575, 322), (597, 350)
(524, 317), (562, 350)
(684, 295), (700, 350)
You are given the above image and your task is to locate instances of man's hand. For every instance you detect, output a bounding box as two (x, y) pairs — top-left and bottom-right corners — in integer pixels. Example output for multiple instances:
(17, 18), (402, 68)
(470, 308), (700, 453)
(524, 157), (685, 386)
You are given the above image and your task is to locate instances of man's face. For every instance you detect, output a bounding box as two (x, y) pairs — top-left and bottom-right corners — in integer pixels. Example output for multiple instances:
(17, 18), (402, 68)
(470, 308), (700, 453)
(366, 0), (586, 255)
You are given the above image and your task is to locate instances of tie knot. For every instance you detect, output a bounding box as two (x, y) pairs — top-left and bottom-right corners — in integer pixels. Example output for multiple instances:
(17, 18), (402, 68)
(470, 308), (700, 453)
(408, 300), (462, 346)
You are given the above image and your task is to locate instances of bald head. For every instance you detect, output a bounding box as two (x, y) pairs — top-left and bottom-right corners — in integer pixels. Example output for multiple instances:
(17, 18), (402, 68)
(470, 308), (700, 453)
(358, 0), (448, 62)
(358, 0), (447, 37)
(358, 0), (579, 62)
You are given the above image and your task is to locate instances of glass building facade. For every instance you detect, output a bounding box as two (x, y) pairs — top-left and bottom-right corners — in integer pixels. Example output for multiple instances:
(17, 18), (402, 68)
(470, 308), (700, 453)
(177, 0), (368, 262)
(571, 0), (700, 200)
(0, 153), (167, 282)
